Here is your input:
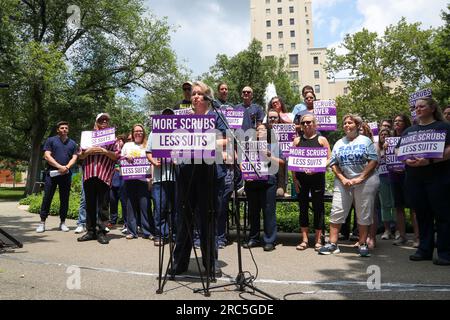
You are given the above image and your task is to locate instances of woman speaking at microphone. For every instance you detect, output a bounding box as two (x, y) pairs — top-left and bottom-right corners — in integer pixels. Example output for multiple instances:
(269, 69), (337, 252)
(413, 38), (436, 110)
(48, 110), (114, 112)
(171, 81), (228, 278)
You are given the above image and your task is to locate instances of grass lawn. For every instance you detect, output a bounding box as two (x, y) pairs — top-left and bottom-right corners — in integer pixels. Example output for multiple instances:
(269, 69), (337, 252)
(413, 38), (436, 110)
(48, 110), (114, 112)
(0, 187), (25, 201)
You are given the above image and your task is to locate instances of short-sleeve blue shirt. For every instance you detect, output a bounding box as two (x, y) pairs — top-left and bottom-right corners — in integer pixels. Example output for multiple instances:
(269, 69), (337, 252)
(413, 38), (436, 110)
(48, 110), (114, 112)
(235, 103), (265, 131)
(43, 135), (78, 170)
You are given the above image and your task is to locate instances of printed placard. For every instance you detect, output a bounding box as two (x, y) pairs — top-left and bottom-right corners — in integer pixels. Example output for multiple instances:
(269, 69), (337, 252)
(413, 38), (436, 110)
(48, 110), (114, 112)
(220, 107), (244, 129)
(409, 88), (432, 120)
(368, 122), (379, 143)
(272, 124), (296, 157)
(241, 141), (269, 180)
(313, 100), (337, 131)
(385, 137), (404, 171)
(150, 115), (216, 159)
(377, 155), (389, 176)
(173, 108), (194, 115)
(119, 157), (152, 180)
(80, 128), (116, 149)
(397, 130), (446, 161)
(288, 147), (328, 173)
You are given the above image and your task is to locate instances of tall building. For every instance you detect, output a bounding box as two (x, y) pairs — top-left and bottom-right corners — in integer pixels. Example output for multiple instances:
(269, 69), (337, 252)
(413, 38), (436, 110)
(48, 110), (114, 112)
(250, 0), (348, 100)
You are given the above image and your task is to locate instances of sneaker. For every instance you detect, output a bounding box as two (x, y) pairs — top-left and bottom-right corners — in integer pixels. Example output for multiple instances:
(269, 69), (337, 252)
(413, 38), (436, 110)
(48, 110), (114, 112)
(36, 223), (45, 233)
(104, 226), (110, 233)
(121, 227), (128, 234)
(412, 239), (420, 248)
(358, 243), (370, 257)
(393, 236), (407, 246)
(318, 243), (340, 255)
(74, 224), (86, 234)
(381, 231), (391, 240)
(394, 230), (401, 240)
(59, 223), (70, 232)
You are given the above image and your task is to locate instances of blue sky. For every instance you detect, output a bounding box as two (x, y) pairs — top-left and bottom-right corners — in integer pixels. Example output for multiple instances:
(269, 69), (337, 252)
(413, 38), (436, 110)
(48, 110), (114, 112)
(143, 0), (448, 77)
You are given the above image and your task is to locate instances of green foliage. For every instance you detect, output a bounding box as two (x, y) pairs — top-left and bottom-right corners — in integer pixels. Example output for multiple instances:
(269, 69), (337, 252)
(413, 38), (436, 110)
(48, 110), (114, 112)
(325, 17), (447, 123)
(202, 39), (300, 109)
(0, 187), (25, 201)
(0, 0), (181, 194)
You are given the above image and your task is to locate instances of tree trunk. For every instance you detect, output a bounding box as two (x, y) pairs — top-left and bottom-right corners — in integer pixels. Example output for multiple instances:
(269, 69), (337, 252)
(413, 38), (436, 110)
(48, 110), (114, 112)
(24, 83), (47, 196)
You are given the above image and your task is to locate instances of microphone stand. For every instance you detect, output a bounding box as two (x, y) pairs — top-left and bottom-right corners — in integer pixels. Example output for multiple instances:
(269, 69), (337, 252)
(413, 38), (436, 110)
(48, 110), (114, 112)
(198, 98), (277, 300)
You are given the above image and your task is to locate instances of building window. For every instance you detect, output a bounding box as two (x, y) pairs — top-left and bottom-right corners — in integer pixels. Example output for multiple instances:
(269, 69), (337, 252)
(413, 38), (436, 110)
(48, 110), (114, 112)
(277, 0), (282, 2)
(290, 71), (298, 81)
(266, 32), (272, 39)
(289, 54), (298, 67)
(278, 19), (283, 26)
(267, 44), (272, 52)
(266, 8), (271, 15)
(307, 38), (310, 45)
(290, 18), (295, 25)
(344, 87), (349, 95)
(314, 70), (320, 79)
(306, 20), (309, 25)
(266, 20), (271, 27)
(266, 0), (270, 4)
(278, 31), (283, 39)
(313, 56), (319, 64)
(278, 43), (284, 50)
(315, 85), (320, 93)
(291, 42), (296, 50)
(289, 6), (294, 13)
(305, 6), (307, 12)
(290, 30), (295, 37)
(277, 7), (282, 14)
(306, 29), (310, 35)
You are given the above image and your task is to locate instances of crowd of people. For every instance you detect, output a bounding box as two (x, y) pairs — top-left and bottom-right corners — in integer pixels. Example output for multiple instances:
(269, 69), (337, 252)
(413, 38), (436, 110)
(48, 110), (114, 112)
(35, 81), (450, 271)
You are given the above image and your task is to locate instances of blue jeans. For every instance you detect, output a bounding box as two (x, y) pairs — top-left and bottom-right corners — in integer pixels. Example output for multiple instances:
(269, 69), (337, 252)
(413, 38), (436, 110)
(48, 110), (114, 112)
(77, 180), (86, 225)
(110, 184), (127, 225)
(125, 180), (154, 238)
(152, 181), (176, 238)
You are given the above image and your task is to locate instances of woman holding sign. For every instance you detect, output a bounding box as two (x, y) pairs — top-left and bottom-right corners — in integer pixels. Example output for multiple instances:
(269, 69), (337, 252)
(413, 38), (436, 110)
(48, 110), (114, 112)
(121, 124), (154, 240)
(320, 114), (379, 257)
(78, 113), (120, 245)
(292, 114), (331, 251)
(398, 98), (450, 265)
(171, 81), (228, 277)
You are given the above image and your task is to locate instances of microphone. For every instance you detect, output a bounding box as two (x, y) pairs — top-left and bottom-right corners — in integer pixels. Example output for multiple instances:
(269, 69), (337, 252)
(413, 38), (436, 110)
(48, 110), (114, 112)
(204, 95), (221, 109)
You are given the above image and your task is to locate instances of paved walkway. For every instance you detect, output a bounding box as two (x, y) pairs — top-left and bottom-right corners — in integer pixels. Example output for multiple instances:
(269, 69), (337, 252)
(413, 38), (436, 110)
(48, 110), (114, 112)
(1, 200), (449, 301)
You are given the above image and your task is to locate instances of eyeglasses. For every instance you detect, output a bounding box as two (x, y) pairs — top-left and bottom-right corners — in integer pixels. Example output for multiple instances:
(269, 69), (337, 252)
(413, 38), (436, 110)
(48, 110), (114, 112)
(301, 121), (313, 125)
(305, 97), (314, 100)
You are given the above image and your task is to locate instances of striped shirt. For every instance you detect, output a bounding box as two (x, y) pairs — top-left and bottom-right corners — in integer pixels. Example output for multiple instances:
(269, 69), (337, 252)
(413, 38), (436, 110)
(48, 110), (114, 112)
(82, 142), (121, 186)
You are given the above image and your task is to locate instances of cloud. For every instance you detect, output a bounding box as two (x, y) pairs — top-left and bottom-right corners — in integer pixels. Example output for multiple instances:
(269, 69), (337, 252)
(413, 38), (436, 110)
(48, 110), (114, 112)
(145, 0), (250, 77)
(357, 0), (448, 34)
(329, 17), (341, 35)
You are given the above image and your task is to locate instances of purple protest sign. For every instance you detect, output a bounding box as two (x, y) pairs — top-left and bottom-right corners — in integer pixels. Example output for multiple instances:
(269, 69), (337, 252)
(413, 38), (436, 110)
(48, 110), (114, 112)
(150, 115), (216, 159)
(220, 107), (244, 129)
(313, 100), (337, 131)
(272, 124), (296, 157)
(241, 141), (269, 181)
(119, 157), (152, 180)
(409, 88), (432, 120)
(288, 147), (328, 173)
(397, 129), (446, 161)
(80, 127), (116, 149)
(368, 122), (379, 143)
(377, 154), (389, 176)
(385, 137), (404, 171)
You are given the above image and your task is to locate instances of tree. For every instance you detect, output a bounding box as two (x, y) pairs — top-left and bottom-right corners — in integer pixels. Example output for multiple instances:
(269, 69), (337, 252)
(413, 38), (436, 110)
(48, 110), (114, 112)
(423, 5), (450, 106)
(325, 18), (435, 123)
(202, 39), (300, 110)
(0, 0), (179, 195)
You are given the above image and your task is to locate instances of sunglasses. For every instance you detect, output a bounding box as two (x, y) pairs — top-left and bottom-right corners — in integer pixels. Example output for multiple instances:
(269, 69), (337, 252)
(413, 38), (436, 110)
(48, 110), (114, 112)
(301, 121), (313, 125)
(182, 87), (191, 91)
(242, 90), (252, 94)
(97, 118), (109, 123)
